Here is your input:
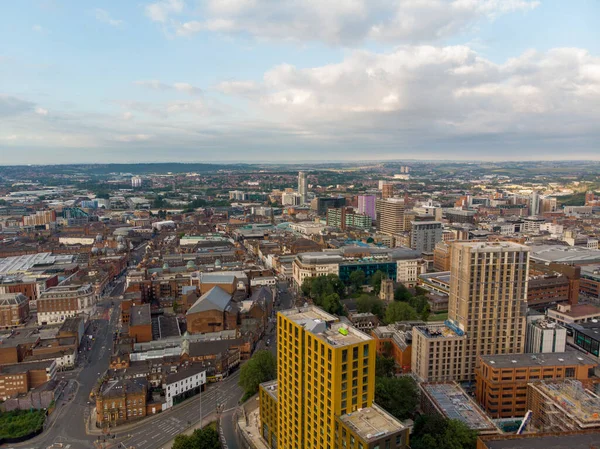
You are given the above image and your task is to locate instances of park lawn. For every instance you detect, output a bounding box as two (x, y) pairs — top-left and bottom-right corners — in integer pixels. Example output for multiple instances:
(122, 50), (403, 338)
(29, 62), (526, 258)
(428, 312), (448, 322)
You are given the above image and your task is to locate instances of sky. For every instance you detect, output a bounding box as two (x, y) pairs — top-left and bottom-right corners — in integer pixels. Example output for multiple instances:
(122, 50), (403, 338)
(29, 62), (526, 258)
(0, 0), (599, 164)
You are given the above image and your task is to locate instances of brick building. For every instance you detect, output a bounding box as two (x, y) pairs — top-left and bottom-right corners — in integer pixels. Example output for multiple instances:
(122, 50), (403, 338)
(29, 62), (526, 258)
(37, 283), (97, 325)
(185, 286), (238, 334)
(0, 292), (30, 327)
(475, 352), (598, 418)
(0, 360), (57, 400)
(128, 303), (152, 343)
(371, 324), (414, 374)
(95, 378), (149, 427)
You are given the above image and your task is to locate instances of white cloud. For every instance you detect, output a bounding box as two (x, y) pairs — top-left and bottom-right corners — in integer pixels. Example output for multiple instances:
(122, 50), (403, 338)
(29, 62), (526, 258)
(94, 8), (124, 27)
(35, 107), (49, 116)
(173, 82), (202, 95)
(134, 80), (202, 95)
(0, 95), (35, 117)
(123, 111), (133, 120)
(145, 0), (184, 23)
(215, 80), (261, 97)
(115, 134), (154, 142)
(167, 0), (539, 44)
(32, 25), (44, 33)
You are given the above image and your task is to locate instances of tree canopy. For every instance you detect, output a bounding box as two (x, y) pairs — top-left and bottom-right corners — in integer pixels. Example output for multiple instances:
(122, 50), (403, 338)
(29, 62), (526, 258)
(384, 301), (418, 324)
(356, 295), (385, 320)
(171, 425), (220, 449)
(239, 350), (277, 398)
(374, 376), (419, 421)
(369, 270), (386, 294)
(394, 284), (412, 302)
(349, 270), (366, 290)
(375, 355), (396, 378)
(301, 275), (345, 315)
(410, 414), (477, 449)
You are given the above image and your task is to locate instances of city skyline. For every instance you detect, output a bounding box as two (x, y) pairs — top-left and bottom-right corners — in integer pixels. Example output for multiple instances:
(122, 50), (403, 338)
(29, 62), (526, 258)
(1, 0), (600, 164)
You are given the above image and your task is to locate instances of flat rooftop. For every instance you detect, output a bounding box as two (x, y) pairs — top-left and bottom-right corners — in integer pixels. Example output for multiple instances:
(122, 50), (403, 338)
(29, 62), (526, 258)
(130, 303), (151, 327)
(481, 431), (600, 449)
(454, 241), (530, 252)
(414, 323), (463, 339)
(530, 244), (600, 264)
(261, 380), (278, 401)
(279, 306), (371, 346)
(421, 383), (497, 432)
(549, 304), (600, 318)
(337, 404), (405, 442)
(480, 352), (598, 369)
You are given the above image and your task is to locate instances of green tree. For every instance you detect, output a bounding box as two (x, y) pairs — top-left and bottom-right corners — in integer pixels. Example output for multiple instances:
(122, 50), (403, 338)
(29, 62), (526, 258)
(321, 292), (344, 315)
(374, 377), (418, 420)
(420, 303), (431, 321)
(411, 414), (477, 449)
(384, 301), (418, 324)
(153, 196), (166, 208)
(408, 295), (429, 313)
(239, 350), (277, 398)
(369, 270), (386, 294)
(394, 284), (412, 302)
(171, 425), (221, 449)
(349, 270), (366, 291)
(356, 295), (385, 320)
(375, 355), (395, 378)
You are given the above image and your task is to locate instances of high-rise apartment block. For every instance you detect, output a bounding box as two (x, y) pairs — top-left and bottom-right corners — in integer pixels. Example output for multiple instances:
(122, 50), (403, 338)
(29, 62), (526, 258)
(376, 198), (406, 235)
(260, 306), (409, 449)
(413, 242), (530, 382)
(357, 195), (376, 220)
(381, 183), (394, 200)
(410, 221), (443, 254)
(298, 171), (308, 204)
(448, 242), (529, 380)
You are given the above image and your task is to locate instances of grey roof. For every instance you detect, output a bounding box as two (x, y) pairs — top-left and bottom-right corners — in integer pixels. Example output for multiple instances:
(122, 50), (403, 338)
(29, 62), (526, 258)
(0, 292), (28, 306)
(200, 273), (237, 284)
(165, 363), (206, 384)
(249, 286), (272, 304)
(187, 286), (232, 315)
(187, 338), (243, 357)
(482, 431), (600, 449)
(479, 351), (598, 369)
(529, 244), (600, 264)
(130, 303), (151, 327)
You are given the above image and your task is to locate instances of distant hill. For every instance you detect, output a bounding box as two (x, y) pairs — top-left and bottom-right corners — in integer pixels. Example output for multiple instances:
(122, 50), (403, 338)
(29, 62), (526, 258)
(0, 163), (255, 176)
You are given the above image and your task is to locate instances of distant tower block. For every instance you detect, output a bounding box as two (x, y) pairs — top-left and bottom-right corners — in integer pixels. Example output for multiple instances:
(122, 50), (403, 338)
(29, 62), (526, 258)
(380, 278), (395, 302)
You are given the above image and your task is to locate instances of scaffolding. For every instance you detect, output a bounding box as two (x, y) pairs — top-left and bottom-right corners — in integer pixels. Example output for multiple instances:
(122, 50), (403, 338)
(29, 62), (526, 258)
(531, 380), (600, 432)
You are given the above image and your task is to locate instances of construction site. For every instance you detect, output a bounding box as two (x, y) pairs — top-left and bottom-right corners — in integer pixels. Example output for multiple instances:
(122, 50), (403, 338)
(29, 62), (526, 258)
(527, 380), (600, 432)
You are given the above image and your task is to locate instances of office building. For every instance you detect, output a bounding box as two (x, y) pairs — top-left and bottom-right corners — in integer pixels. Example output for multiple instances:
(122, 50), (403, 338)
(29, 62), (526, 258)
(525, 316), (566, 353)
(37, 284), (98, 325)
(259, 306), (408, 449)
(131, 176), (143, 188)
(282, 192), (302, 206)
(448, 242), (529, 381)
(376, 198), (405, 235)
(357, 195), (376, 221)
(410, 221), (442, 254)
(292, 247), (421, 289)
(312, 197), (346, 216)
(298, 171), (308, 204)
(530, 191), (540, 216)
(475, 352), (598, 419)
(572, 320), (600, 357)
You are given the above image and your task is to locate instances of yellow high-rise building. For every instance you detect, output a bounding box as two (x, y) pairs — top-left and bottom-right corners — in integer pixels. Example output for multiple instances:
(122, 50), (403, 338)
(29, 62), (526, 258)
(260, 305), (409, 449)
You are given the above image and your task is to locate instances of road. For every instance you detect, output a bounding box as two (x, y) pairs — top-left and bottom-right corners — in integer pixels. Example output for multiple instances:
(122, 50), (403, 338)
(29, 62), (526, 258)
(8, 275), (293, 449)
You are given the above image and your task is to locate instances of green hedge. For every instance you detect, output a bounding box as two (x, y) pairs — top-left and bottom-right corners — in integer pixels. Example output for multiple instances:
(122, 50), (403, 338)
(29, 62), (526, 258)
(0, 409), (46, 440)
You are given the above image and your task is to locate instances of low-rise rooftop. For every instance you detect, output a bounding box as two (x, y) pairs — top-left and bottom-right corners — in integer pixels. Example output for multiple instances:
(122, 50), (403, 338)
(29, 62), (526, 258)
(531, 380), (600, 428)
(130, 303), (151, 327)
(421, 382), (497, 433)
(337, 404), (405, 442)
(479, 352), (598, 369)
(413, 323), (464, 339)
